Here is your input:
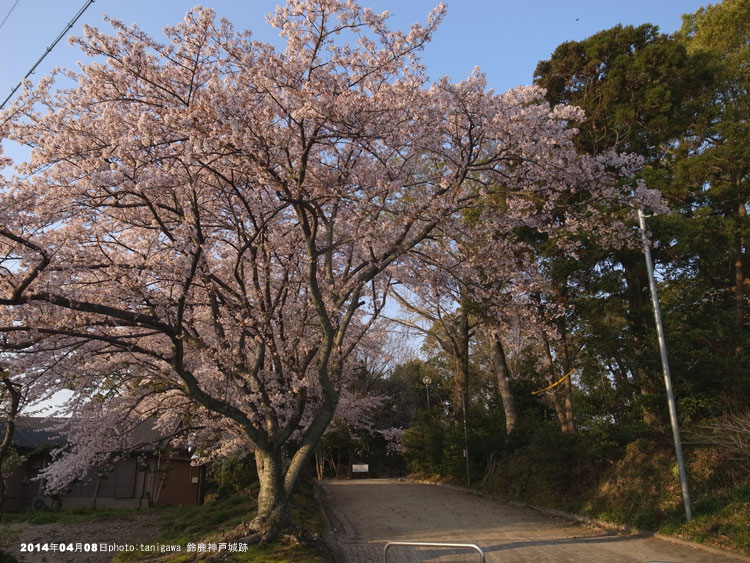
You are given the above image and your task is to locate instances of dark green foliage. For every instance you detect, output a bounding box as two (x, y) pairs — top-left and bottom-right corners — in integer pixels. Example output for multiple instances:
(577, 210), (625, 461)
(401, 405), (506, 480)
(382, 359), (450, 428)
(401, 410), (451, 476)
(531, 7), (749, 428)
(206, 454), (258, 497)
(692, 484), (750, 516)
(534, 23), (712, 158)
(482, 423), (599, 507)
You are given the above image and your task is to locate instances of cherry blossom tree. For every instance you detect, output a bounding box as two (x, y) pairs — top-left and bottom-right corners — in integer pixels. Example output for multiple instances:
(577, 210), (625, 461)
(390, 135), (661, 435)
(0, 0), (662, 540)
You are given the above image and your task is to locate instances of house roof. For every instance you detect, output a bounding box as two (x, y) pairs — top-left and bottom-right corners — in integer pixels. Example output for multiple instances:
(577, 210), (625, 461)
(1, 417), (181, 452)
(0, 417), (67, 450)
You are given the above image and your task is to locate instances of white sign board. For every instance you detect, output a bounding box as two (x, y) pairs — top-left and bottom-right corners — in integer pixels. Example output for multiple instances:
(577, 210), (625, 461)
(352, 464), (369, 473)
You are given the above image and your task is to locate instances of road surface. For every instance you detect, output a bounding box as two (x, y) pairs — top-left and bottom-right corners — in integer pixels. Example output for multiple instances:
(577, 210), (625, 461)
(318, 478), (744, 563)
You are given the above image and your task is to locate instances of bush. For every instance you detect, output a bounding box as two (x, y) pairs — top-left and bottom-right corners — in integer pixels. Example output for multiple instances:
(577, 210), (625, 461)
(401, 410), (447, 475)
(481, 422), (597, 509)
(205, 454), (257, 496)
(401, 406), (507, 481)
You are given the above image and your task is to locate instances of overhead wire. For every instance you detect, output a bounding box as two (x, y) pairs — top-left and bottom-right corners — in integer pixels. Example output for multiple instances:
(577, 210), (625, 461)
(0, 0), (22, 32)
(0, 0), (95, 110)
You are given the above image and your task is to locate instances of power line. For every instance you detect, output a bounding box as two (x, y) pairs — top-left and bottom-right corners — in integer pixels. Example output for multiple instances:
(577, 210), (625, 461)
(0, 0), (95, 110)
(0, 0), (22, 32)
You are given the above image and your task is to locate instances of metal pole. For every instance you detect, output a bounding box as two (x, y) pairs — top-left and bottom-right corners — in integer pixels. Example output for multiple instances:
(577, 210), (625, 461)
(462, 389), (470, 487)
(384, 541), (485, 563)
(637, 208), (692, 521)
(422, 375), (432, 410)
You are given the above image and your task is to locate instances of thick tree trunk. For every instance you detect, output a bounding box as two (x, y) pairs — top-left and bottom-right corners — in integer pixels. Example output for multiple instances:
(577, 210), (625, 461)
(252, 449), (292, 542)
(556, 322), (576, 434)
(248, 360), (338, 543)
(542, 336), (575, 434)
(0, 376), (22, 522)
(490, 336), (518, 434)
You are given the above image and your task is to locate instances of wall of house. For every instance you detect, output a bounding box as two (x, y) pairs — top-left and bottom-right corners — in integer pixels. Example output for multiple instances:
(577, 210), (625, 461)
(58, 459), (154, 510)
(151, 457), (205, 507)
(3, 453), (204, 512)
(2, 454), (46, 512)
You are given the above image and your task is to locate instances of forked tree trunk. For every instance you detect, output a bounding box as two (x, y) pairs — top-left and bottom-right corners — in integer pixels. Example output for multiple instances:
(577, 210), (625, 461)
(253, 449), (292, 538)
(248, 377), (338, 544)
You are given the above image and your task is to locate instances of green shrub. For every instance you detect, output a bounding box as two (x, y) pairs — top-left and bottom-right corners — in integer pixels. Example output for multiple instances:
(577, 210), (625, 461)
(206, 454), (258, 496)
(401, 410), (446, 475)
(402, 406), (507, 481)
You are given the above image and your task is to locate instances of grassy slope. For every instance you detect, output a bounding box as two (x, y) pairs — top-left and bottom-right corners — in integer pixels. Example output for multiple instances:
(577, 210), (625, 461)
(119, 482), (331, 563)
(478, 435), (750, 556)
(1, 481), (332, 563)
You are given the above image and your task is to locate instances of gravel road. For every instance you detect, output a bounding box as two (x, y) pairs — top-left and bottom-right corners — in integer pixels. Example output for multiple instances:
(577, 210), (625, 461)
(318, 478), (746, 563)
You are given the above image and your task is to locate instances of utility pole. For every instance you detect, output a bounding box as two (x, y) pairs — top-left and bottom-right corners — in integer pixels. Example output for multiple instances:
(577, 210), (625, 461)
(462, 389), (470, 487)
(638, 208), (692, 521)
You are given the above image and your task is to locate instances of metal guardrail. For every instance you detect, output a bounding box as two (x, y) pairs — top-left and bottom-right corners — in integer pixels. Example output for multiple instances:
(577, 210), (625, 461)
(383, 541), (486, 562)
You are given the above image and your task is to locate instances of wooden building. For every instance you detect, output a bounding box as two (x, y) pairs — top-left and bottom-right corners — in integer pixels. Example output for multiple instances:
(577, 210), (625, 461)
(1, 417), (205, 512)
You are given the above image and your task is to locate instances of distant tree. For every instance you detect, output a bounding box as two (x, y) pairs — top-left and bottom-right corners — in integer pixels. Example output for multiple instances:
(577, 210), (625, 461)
(391, 258), (477, 417)
(677, 0), (750, 336)
(534, 23), (716, 425)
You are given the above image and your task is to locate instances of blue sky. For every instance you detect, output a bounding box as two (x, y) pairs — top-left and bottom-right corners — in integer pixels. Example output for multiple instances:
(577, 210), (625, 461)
(1, 0), (710, 104)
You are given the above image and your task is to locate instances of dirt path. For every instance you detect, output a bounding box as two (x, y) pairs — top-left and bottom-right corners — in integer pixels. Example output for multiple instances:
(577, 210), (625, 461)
(319, 479), (744, 563)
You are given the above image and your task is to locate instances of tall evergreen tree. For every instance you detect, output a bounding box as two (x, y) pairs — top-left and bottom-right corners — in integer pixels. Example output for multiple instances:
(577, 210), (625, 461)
(534, 23), (717, 424)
